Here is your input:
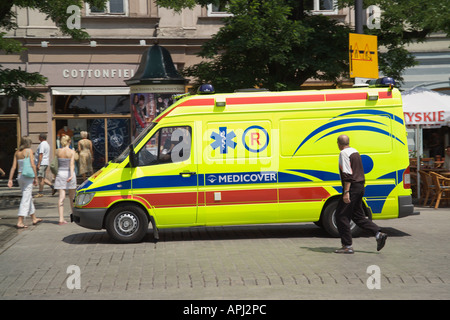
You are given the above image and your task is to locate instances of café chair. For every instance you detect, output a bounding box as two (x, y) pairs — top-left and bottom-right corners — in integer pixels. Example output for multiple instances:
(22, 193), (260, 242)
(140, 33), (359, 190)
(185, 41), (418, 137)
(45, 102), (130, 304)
(429, 172), (450, 209)
(418, 170), (436, 206)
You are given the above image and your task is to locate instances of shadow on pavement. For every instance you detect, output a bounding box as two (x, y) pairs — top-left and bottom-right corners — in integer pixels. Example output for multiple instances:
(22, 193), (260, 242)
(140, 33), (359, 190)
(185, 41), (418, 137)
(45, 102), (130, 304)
(62, 224), (411, 245)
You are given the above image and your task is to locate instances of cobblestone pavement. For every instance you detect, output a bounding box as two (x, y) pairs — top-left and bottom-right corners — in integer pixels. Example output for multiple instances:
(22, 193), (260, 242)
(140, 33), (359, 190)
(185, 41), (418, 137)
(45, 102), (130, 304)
(0, 188), (448, 300)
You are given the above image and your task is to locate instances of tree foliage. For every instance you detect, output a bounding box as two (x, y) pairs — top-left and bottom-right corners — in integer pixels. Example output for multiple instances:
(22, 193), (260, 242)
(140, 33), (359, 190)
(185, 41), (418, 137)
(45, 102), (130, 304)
(158, 0), (449, 91)
(0, 0), (107, 100)
(182, 0), (350, 92)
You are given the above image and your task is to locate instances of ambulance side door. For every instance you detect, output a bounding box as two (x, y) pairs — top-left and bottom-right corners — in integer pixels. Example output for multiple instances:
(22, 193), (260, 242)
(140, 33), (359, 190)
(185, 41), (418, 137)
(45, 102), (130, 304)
(198, 119), (278, 226)
(132, 123), (198, 227)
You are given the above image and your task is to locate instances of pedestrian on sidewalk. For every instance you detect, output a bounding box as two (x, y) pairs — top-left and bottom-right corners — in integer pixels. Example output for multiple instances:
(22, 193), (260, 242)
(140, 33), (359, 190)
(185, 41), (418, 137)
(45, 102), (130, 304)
(334, 134), (387, 254)
(54, 135), (77, 225)
(34, 133), (56, 197)
(7, 136), (43, 228)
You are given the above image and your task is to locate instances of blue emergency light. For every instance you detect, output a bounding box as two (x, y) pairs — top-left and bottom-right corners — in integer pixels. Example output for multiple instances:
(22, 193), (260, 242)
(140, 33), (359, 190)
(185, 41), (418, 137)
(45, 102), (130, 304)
(368, 77), (396, 89)
(198, 84), (215, 94)
(376, 77), (396, 87)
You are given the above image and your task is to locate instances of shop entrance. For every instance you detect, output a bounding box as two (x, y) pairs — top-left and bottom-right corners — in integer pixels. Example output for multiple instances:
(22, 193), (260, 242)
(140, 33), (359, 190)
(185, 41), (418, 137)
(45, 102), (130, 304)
(0, 120), (19, 184)
(0, 96), (19, 185)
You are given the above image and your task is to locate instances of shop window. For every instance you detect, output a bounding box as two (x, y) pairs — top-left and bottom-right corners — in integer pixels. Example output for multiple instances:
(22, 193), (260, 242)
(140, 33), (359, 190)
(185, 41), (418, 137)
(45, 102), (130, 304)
(56, 118), (131, 171)
(0, 96), (19, 114)
(54, 95), (129, 114)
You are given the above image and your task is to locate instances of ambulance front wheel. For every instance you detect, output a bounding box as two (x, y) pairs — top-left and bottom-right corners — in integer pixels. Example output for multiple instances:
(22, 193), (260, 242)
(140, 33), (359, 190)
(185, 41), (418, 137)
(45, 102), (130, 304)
(321, 198), (361, 238)
(105, 205), (149, 243)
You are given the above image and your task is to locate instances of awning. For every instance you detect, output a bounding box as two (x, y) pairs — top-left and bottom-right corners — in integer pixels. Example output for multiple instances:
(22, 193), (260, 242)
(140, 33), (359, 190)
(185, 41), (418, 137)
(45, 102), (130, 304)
(51, 87), (130, 96)
(402, 87), (450, 127)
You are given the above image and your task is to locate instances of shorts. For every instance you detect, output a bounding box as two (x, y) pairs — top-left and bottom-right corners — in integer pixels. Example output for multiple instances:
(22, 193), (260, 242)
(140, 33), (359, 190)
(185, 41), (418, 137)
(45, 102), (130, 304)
(37, 165), (48, 178)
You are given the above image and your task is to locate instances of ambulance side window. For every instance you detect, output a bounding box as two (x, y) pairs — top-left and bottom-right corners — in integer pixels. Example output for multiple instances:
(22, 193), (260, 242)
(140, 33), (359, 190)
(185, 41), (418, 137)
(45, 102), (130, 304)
(137, 126), (191, 166)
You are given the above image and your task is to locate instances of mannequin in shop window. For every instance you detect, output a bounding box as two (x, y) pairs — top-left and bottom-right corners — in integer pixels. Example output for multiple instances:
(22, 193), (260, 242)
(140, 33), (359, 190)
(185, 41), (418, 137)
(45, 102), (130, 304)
(77, 131), (94, 180)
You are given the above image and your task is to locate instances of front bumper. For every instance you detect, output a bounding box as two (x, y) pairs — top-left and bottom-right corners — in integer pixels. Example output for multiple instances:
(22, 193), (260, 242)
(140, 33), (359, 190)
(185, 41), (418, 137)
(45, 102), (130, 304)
(71, 207), (107, 230)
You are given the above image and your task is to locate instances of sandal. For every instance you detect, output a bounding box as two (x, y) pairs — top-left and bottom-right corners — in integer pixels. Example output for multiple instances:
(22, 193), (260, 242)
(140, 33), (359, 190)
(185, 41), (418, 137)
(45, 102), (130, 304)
(58, 221), (68, 225)
(16, 225), (28, 229)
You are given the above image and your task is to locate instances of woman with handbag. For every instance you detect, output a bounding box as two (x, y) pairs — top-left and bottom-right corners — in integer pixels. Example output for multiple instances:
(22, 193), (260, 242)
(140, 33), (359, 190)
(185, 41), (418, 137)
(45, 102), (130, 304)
(7, 136), (43, 228)
(54, 134), (77, 225)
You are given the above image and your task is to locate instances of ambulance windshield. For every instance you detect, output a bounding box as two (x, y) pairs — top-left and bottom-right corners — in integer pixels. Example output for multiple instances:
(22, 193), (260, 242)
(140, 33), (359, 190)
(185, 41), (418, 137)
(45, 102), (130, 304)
(111, 122), (156, 163)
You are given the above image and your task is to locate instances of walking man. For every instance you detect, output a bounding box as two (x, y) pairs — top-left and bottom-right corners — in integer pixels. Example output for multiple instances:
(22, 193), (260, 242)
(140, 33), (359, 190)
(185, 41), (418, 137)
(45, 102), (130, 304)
(34, 133), (55, 197)
(335, 134), (387, 254)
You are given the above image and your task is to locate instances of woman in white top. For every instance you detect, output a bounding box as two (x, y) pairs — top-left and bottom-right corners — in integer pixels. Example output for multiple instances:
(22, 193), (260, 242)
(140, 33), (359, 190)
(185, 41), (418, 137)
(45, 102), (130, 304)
(54, 135), (77, 225)
(7, 136), (43, 228)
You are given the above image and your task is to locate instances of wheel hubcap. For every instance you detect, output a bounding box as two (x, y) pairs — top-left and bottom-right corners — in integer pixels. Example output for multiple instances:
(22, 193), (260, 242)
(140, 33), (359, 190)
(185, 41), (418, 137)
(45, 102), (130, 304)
(115, 212), (139, 236)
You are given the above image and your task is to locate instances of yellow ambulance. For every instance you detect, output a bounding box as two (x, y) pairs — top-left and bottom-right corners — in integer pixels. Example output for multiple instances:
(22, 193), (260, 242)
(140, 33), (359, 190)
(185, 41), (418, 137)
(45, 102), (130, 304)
(72, 78), (416, 243)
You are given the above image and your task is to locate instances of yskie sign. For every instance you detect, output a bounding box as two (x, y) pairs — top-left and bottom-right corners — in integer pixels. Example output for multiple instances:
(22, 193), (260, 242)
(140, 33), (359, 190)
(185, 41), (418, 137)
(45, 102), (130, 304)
(404, 110), (445, 125)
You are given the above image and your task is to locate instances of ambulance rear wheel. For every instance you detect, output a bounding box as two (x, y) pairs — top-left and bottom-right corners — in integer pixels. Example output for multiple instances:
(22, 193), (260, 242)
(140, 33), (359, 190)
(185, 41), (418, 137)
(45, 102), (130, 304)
(106, 205), (148, 243)
(321, 199), (361, 238)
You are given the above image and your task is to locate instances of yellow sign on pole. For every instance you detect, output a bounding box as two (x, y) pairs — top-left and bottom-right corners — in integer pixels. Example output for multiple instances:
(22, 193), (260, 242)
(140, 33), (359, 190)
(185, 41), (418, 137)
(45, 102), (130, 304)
(349, 33), (378, 79)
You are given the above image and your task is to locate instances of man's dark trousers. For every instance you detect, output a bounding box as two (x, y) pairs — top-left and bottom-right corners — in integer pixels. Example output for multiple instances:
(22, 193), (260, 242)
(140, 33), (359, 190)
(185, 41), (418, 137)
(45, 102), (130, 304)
(335, 181), (380, 246)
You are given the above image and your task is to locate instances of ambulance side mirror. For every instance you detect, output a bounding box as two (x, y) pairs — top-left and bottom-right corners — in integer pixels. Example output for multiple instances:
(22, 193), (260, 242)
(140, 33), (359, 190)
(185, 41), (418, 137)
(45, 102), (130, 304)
(129, 145), (137, 168)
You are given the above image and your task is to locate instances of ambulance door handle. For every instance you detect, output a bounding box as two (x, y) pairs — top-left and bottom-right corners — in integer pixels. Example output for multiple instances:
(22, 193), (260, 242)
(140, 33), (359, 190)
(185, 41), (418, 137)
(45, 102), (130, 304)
(179, 171), (196, 177)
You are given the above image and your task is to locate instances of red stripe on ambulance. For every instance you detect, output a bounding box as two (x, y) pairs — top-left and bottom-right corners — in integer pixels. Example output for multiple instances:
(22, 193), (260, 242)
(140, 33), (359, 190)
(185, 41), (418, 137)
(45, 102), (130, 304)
(205, 189), (278, 206)
(226, 94), (325, 105)
(325, 92), (367, 101)
(279, 187), (330, 203)
(84, 195), (132, 208)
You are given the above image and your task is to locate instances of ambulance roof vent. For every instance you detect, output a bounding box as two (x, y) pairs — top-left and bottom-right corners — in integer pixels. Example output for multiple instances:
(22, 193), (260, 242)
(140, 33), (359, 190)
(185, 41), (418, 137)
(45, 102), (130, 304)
(198, 84), (215, 94)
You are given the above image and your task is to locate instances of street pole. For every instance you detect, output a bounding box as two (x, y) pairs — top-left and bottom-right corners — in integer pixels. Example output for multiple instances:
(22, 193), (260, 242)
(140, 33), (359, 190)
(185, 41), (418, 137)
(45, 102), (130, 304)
(355, 0), (363, 34)
(353, 0), (364, 85)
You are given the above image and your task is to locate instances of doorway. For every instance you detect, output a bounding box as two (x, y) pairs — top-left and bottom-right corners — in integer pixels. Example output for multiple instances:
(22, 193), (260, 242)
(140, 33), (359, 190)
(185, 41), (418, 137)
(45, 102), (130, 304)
(0, 120), (19, 184)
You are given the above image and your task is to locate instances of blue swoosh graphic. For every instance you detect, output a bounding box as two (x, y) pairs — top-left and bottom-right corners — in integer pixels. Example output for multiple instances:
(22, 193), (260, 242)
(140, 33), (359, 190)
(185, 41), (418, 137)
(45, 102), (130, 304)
(315, 125), (405, 145)
(333, 110), (404, 125)
(292, 118), (385, 157)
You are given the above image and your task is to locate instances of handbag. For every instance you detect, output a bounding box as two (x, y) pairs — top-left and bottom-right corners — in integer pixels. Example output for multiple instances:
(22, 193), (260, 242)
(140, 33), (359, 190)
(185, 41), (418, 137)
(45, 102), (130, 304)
(50, 156), (59, 175)
(22, 150), (35, 178)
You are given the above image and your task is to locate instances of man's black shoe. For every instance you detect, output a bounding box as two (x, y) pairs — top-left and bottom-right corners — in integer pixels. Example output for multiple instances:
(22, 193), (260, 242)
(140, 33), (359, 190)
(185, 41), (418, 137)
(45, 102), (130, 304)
(376, 233), (387, 251)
